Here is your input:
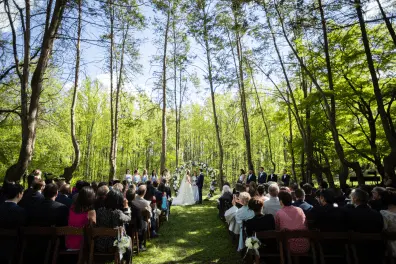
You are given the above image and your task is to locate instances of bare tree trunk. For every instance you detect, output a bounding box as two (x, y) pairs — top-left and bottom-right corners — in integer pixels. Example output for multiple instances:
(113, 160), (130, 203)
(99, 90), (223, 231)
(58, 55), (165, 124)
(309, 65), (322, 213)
(287, 93), (296, 182)
(63, 0), (82, 182)
(5, 0), (67, 182)
(231, 6), (254, 171)
(355, 0), (396, 184)
(108, 0), (116, 180)
(376, 0), (396, 47)
(160, 3), (171, 172)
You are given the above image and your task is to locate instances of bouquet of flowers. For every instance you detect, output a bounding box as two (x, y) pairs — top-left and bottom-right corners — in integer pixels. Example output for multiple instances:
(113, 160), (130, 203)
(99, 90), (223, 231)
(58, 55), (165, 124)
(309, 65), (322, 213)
(113, 227), (131, 260)
(245, 237), (261, 256)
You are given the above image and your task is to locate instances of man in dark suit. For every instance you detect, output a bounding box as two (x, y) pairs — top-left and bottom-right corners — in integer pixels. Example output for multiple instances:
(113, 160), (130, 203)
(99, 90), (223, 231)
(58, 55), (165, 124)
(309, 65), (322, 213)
(196, 169), (204, 204)
(246, 170), (257, 184)
(302, 183), (320, 207)
(19, 179), (45, 211)
(293, 189), (313, 214)
(346, 188), (384, 264)
(281, 169), (290, 186)
(0, 183), (27, 263)
(267, 170), (277, 182)
(55, 183), (72, 209)
(257, 167), (267, 184)
(28, 183), (69, 227)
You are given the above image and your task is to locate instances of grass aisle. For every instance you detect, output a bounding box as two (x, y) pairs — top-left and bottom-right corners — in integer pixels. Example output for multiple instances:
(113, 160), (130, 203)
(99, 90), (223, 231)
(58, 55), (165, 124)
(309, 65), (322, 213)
(133, 200), (242, 264)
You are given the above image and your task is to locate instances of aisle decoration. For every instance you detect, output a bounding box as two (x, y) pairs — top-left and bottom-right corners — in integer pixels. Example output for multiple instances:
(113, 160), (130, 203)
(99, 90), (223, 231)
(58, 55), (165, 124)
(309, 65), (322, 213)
(245, 237), (261, 256)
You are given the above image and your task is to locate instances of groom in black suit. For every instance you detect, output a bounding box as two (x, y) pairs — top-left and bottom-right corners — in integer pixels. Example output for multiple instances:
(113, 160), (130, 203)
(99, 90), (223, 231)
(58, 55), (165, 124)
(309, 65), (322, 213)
(196, 169), (204, 204)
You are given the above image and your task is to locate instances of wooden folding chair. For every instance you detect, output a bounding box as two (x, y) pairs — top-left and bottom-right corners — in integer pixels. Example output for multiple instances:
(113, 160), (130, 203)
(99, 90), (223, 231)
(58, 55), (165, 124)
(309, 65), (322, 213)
(254, 231), (285, 264)
(283, 230), (318, 264)
(384, 232), (396, 264)
(52, 226), (84, 264)
(316, 232), (352, 264)
(129, 217), (140, 255)
(141, 210), (151, 241)
(0, 228), (19, 264)
(19, 226), (56, 264)
(87, 227), (120, 264)
(349, 232), (384, 264)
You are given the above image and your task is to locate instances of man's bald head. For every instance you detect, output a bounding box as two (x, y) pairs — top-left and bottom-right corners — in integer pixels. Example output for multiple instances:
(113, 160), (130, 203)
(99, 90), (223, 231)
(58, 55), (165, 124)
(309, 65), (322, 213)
(137, 185), (147, 196)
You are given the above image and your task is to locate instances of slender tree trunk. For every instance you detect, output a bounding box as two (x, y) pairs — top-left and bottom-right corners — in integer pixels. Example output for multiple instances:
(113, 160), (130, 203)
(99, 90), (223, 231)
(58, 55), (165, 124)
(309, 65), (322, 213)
(376, 0), (396, 47)
(202, 9), (224, 186)
(160, 4), (171, 172)
(108, 0), (116, 180)
(231, 7), (253, 171)
(287, 93), (296, 182)
(63, 0), (82, 182)
(355, 0), (396, 184)
(249, 63), (276, 172)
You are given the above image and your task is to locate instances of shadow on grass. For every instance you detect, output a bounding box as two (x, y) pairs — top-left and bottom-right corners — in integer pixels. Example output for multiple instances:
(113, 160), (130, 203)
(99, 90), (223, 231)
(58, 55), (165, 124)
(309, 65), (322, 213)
(133, 201), (242, 264)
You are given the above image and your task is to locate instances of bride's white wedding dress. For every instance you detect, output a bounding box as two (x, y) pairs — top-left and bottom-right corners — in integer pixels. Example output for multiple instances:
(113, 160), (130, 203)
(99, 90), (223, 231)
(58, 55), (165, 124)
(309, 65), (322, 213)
(173, 174), (196, 206)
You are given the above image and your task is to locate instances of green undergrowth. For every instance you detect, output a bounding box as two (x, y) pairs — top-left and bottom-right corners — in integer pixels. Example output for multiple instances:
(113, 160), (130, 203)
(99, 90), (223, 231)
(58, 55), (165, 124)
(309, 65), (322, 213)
(133, 200), (242, 264)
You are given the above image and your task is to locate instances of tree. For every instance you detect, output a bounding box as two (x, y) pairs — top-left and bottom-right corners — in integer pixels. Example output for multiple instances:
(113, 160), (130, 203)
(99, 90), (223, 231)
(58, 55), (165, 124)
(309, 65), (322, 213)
(5, 0), (68, 182)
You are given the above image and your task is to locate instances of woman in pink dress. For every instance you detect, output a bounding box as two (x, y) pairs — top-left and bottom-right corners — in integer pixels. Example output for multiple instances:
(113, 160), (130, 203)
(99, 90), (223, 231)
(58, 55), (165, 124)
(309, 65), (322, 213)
(275, 191), (310, 254)
(66, 186), (96, 250)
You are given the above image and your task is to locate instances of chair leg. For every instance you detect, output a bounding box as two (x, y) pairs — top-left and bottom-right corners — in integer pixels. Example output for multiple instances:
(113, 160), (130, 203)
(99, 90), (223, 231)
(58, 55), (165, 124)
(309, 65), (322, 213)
(89, 242), (94, 264)
(52, 239), (60, 264)
(135, 232), (139, 255)
(44, 240), (52, 264)
(18, 240), (27, 264)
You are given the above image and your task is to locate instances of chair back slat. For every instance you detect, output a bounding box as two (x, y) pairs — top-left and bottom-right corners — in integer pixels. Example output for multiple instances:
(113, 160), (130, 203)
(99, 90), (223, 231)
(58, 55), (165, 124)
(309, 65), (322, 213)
(21, 226), (56, 236)
(55, 226), (84, 236)
(0, 228), (18, 236)
(90, 227), (119, 238)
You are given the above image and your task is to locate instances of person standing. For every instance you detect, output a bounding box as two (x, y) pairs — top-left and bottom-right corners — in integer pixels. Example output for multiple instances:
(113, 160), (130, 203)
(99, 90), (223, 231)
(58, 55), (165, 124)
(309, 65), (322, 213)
(238, 169), (246, 183)
(196, 169), (205, 204)
(267, 170), (277, 183)
(133, 169), (141, 185)
(258, 167), (267, 184)
(151, 170), (158, 183)
(125, 169), (133, 184)
(281, 169), (290, 186)
(246, 170), (257, 184)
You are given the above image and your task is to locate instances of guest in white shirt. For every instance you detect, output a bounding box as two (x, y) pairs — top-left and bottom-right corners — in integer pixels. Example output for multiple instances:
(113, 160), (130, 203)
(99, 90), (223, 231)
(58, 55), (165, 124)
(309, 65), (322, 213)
(125, 169), (133, 184)
(263, 183), (281, 216)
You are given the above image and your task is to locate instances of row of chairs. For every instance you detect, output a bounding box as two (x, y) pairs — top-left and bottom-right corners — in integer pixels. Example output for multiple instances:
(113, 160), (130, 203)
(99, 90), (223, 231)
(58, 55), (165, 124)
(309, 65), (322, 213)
(1, 226), (125, 264)
(243, 230), (396, 264)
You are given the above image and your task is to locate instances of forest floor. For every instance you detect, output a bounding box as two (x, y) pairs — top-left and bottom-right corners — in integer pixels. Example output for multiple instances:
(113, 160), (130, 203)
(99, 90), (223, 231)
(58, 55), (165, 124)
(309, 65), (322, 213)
(133, 198), (242, 264)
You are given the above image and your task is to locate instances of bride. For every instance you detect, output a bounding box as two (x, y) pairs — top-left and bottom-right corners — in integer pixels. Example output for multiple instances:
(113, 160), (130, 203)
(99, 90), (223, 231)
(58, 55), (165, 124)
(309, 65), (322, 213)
(172, 170), (196, 206)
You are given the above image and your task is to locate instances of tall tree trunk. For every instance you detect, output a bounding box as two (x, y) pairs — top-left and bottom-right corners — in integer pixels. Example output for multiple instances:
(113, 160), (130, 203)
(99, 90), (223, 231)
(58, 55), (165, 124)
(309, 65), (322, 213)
(5, 0), (67, 182)
(201, 7), (224, 186)
(248, 63), (276, 172)
(287, 93), (296, 182)
(160, 4), (171, 172)
(63, 0), (82, 182)
(108, 0), (116, 180)
(231, 6), (254, 171)
(172, 13), (179, 168)
(376, 0), (396, 47)
(355, 0), (396, 184)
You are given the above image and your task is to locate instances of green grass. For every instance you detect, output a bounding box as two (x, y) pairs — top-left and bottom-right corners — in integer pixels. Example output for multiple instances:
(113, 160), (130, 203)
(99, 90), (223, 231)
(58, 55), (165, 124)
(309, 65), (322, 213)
(133, 199), (242, 264)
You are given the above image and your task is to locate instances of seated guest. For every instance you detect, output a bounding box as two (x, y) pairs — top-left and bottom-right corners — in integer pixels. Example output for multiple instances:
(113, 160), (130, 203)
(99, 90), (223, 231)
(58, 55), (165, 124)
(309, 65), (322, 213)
(218, 185), (233, 219)
(276, 191), (309, 254)
(369, 186), (387, 211)
(0, 183), (26, 228)
(66, 186), (96, 250)
(72, 180), (90, 202)
(112, 183), (124, 192)
(245, 197), (275, 237)
(133, 185), (158, 237)
(95, 185), (109, 210)
(293, 189), (313, 214)
(319, 181), (328, 191)
(257, 185), (269, 202)
(302, 183), (320, 207)
(144, 181), (155, 201)
(381, 190), (396, 257)
(56, 184), (72, 208)
(29, 183), (69, 227)
(234, 192), (254, 251)
(19, 179), (45, 210)
(347, 188), (384, 264)
(96, 190), (131, 264)
(126, 189), (146, 251)
(263, 184), (281, 216)
(308, 189), (346, 231)
(0, 183), (26, 263)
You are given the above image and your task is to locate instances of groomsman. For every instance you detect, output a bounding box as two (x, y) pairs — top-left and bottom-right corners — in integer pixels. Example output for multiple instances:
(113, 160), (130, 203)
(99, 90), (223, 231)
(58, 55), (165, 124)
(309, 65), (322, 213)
(246, 170), (256, 184)
(196, 169), (204, 204)
(281, 169), (290, 186)
(258, 167), (267, 184)
(267, 170), (277, 182)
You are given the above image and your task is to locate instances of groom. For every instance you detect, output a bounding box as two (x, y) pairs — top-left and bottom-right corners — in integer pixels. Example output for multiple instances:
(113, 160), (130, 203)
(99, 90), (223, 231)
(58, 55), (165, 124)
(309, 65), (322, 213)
(196, 169), (204, 204)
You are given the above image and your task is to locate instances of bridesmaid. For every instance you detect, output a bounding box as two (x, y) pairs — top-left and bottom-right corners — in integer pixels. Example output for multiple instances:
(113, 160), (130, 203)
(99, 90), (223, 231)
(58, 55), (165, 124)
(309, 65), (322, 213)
(238, 169), (246, 183)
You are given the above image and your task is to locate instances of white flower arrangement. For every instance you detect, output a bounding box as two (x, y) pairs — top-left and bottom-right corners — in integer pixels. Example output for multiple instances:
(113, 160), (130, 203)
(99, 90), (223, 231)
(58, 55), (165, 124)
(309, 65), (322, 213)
(113, 233), (131, 260)
(245, 237), (261, 256)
